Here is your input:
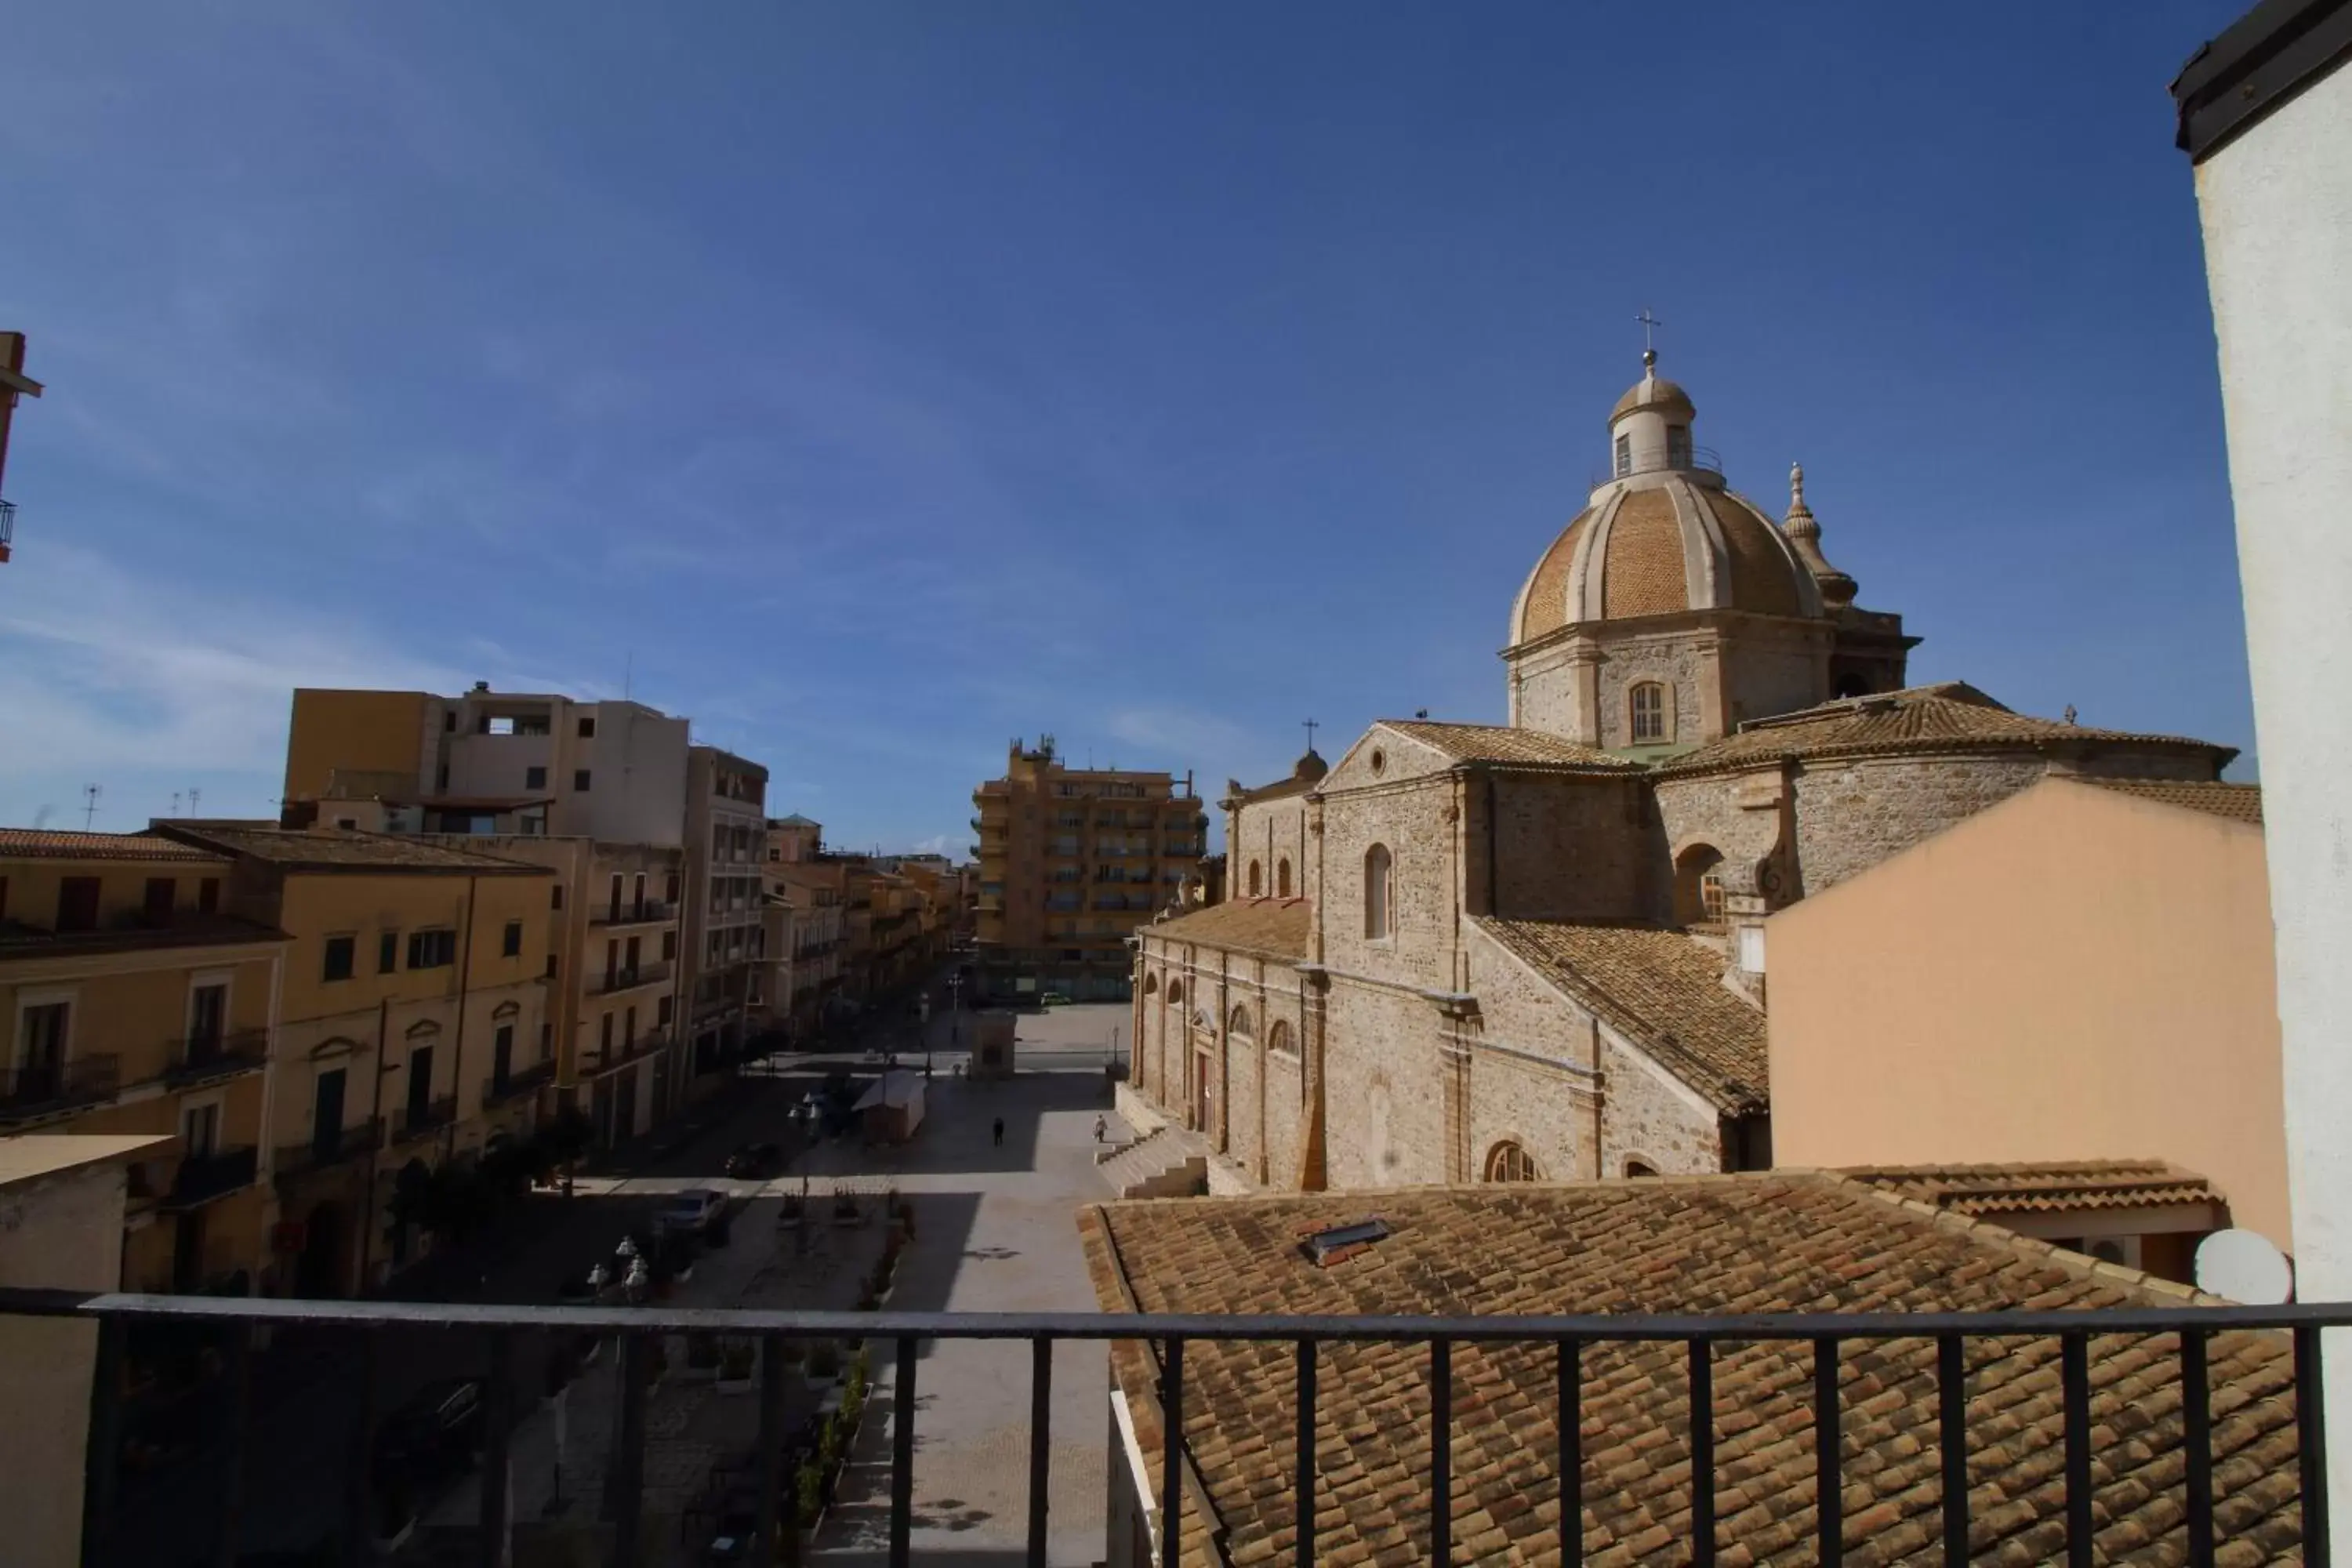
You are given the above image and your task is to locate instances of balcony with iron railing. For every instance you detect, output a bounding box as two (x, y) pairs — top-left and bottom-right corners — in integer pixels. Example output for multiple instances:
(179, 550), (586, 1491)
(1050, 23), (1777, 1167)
(1591, 444), (1724, 487)
(273, 1117), (383, 1179)
(0, 1053), (122, 1124)
(162, 1027), (269, 1089)
(0, 1291), (2336, 1568)
(591, 899), (675, 928)
(161, 1146), (260, 1211)
(390, 1095), (457, 1142)
(481, 1058), (557, 1109)
(584, 1030), (671, 1077)
(593, 959), (673, 996)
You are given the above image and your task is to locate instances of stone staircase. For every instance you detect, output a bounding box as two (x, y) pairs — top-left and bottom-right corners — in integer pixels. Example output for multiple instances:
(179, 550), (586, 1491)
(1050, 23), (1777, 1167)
(1098, 1127), (1210, 1199)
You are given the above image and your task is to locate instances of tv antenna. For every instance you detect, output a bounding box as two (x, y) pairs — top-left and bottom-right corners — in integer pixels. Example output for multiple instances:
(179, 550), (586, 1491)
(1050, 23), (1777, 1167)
(188, 787), (201, 816)
(81, 783), (100, 829)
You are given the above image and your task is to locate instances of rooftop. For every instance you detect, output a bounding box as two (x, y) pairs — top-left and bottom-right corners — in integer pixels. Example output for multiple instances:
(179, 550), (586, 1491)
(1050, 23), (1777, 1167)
(1080, 1173), (2304, 1566)
(1658, 682), (2237, 777)
(0, 829), (226, 865)
(1477, 917), (1766, 1112)
(0, 1133), (177, 1189)
(2072, 776), (2265, 826)
(154, 824), (554, 876)
(1143, 898), (1312, 961)
(1374, 720), (1640, 771)
(1837, 1160), (2227, 1218)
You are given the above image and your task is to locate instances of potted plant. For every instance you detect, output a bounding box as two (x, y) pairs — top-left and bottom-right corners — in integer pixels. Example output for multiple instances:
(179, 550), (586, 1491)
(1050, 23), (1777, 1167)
(717, 1340), (757, 1394)
(831, 1184), (861, 1226)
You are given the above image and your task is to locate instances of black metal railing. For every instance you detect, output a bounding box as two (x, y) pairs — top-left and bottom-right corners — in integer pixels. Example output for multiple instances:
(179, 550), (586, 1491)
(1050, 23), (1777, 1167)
(593, 960), (673, 995)
(1592, 445), (1726, 486)
(274, 1118), (383, 1178)
(592, 900), (675, 927)
(481, 1058), (556, 1109)
(0, 1052), (122, 1121)
(162, 1147), (259, 1210)
(0, 1291), (2339, 1568)
(0, 496), (15, 556)
(392, 1095), (457, 1141)
(164, 1029), (269, 1087)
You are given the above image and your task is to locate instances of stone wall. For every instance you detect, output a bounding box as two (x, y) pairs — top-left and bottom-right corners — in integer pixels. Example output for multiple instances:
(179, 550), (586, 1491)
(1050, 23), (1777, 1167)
(1510, 638), (1584, 739)
(1317, 775), (1463, 993)
(1594, 630), (1711, 748)
(1229, 791), (1312, 901)
(1789, 754), (2053, 896)
(1131, 934), (1308, 1188)
(1478, 772), (1661, 922)
(1719, 622), (1829, 730)
(1653, 768), (1790, 906)
(1321, 974), (1450, 1189)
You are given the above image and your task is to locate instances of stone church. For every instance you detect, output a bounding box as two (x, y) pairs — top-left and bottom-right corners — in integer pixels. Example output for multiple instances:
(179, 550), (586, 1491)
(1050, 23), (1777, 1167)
(1122, 351), (2237, 1194)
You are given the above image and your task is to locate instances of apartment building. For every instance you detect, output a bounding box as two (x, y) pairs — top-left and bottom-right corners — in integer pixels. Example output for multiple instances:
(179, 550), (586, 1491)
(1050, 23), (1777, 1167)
(156, 824), (554, 1298)
(680, 746), (768, 1098)
(768, 837), (847, 1039)
(971, 736), (1207, 1001)
(0, 831), (289, 1297)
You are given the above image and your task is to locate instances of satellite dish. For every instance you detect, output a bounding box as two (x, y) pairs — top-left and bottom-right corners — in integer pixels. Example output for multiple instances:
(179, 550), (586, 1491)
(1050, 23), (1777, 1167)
(2196, 1229), (2294, 1305)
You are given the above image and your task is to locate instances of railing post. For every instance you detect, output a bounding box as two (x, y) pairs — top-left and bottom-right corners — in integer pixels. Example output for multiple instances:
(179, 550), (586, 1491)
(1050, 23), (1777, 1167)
(79, 1313), (125, 1568)
(1028, 1336), (1052, 1568)
(478, 1328), (514, 1568)
(610, 1333), (650, 1568)
(213, 1322), (253, 1568)
(1814, 1335), (1842, 1568)
(1431, 1336), (1452, 1567)
(1689, 1338), (1714, 1568)
(891, 1335), (917, 1568)
(2299, 1323), (2332, 1566)
(2061, 1330), (2092, 1568)
(2181, 1328), (2214, 1568)
(1559, 1338), (1583, 1566)
(1296, 1338), (1316, 1568)
(753, 1335), (789, 1568)
(1160, 1338), (1184, 1568)
(345, 1327), (381, 1566)
(1937, 1333), (1968, 1566)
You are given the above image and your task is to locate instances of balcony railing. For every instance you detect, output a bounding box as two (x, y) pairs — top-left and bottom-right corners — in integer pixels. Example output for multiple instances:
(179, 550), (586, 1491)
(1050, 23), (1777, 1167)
(0, 1053), (122, 1123)
(591, 899), (675, 927)
(163, 1028), (269, 1087)
(586, 1031), (670, 1076)
(481, 1058), (557, 1109)
(0, 1291), (2339, 1568)
(273, 1118), (383, 1178)
(392, 1095), (457, 1142)
(593, 960), (673, 996)
(1592, 444), (1725, 486)
(162, 1146), (259, 1210)
(0, 496), (14, 560)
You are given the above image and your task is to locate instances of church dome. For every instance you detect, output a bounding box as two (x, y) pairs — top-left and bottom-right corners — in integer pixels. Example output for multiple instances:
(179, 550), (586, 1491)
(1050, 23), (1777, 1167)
(1508, 354), (1824, 646)
(1292, 747), (1329, 782)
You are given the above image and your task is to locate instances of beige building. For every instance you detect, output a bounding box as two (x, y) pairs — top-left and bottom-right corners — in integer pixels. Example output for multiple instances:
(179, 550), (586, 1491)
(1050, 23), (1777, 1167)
(1123, 355), (2236, 1200)
(0, 829), (289, 1295)
(1768, 775), (2283, 1264)
(680, 746), (768, 1095)
(156, 824), (554, 1296)
(974, 737), (1209, 1001)
(768, 828), (848, 1037)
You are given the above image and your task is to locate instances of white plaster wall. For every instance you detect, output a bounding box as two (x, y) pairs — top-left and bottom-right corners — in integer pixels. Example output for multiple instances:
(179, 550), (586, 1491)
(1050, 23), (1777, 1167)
(2194, 56), (2352, 1519)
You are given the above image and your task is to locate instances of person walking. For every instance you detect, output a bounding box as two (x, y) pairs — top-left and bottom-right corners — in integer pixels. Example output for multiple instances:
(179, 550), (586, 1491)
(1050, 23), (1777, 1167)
(1093, 1114), (1106, 1145)
(992, 1116), (1005, 1148)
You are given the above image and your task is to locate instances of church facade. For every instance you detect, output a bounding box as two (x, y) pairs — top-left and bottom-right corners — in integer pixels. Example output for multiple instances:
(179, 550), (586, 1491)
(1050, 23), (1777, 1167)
(1126, 354), (2236, 1193)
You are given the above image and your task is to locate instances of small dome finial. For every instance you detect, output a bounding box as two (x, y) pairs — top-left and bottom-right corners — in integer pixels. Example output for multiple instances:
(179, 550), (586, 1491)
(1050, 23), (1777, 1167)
(1790, 462), (1806, 511)
(1636, 307), (1663, 374)
(1780, 459), (1857, 608)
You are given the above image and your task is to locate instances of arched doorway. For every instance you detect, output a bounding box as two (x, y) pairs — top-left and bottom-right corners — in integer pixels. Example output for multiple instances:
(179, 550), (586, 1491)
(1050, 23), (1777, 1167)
(1674, 844), (1726, 927)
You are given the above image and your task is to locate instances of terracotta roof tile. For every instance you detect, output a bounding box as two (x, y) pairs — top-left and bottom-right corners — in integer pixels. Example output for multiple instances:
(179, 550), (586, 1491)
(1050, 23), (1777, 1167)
(1704, 488), (1806, 619)
(1836, 1160), (2226, 1217)
(1659, 682), (2235, 776)
(1512, 505), (1596, 643)
(1375, 722), (1638, 771)
(1600, 486), (1689, 618)
(2073, 778), (2264, 825)
(1479, 918), (1766, 1112)
(156, 824), (552, 875)
(0, 829), (227, 864)
(1079, 1175), (2303, 1566)
(1144, 898), (1312, 960)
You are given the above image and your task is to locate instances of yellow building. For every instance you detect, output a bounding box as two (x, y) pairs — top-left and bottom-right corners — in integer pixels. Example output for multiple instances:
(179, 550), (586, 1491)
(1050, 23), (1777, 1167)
(156, 824), (554, 1297)
(0, 830), (289, 1296)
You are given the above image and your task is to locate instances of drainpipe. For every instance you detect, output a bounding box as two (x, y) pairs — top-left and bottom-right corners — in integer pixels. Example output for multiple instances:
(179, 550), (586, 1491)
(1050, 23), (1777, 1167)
(443, 875), (480, 1168)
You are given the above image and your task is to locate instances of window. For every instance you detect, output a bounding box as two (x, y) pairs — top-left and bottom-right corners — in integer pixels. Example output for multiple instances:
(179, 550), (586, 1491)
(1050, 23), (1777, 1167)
(1268, 1019), (1294, 1057)
(551, 883), (564, 910)
(323, 935), (356, 982)
(406, 929), (457, 969)
(662, 930), (677, 960)
(181, 1099), (220, 1160)
(573, 769), (592, 792)
(1625, 1160), (1659, 1178)
(600, 1013), (614, 1054)
(1276, 858), (1292, 898)
(1363, 844), (1393, 939)
(436, 764), (450, 791)
(1667, 424), (1692, 469)
(143, 877), (176, 922)
(578, 716), (596, 739)
(1630, 682), (1666, 743)
(666, 873), (681, 903)
(1246, 861), (1263, 896)
(1675, 844), (1726, 927)
(502, 920), (523, 957)
(379, 931), (399, 974)
(445, 712), (457, 732)
(486, 715), (514, 736)
(55, 877), (100, 934)
(16, 1002), (68, 1086)
(658, 996), (674, 1027)
(525, 765), (546, 790)
(1228, 1004), (1252, 1038)
(198, 877), (220, 914)
(1486, 1142), (1540, 1183)
(336, 818), (359, 831)
(1613, 432), (1632, 477)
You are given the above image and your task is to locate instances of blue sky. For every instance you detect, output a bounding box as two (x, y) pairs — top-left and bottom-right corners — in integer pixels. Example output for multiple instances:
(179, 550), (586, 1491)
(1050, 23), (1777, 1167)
(0, 2), (2255, 853)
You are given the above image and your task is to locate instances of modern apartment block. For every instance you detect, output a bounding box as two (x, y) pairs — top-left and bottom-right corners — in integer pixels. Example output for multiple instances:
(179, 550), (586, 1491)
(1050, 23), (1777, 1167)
(971, 735), (1207, 1001)
(680, 746), (768, 1098)
(0, 831), (289, 1297)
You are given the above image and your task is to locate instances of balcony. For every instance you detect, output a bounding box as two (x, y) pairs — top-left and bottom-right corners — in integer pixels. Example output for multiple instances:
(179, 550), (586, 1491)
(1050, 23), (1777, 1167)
(0, 1053), (121, 1124)
(481, 1058), (557, 1109)
(273, 1118), (383, 1179)
(0, 1291), (2336, 1568)
(593, 959), (673, 996)
(163, 1028), (268, 1089)
(583, 1030), (670, 1077)
(590, 899), (675, 928)
(161, 1146), (259, 1210)
(391, 1095), (458, 1142)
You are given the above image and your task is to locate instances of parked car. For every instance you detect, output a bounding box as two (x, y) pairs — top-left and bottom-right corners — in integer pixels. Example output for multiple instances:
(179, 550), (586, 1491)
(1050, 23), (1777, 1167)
(1040, 992), (1073, 1007)
(372, 1377), (485, 1486)
(724, 1142), (783, 1179)
(656, 1188), (728, 1236)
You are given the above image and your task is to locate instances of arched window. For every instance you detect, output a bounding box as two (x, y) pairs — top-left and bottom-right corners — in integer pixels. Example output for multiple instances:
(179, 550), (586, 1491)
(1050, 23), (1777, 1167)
(1142, 972), (1159, 996)
(1167, 979), (1183, 1008)
(1674, 844), (1726, 927)
(1833, 673), (1871, 699)
(1247, 860), (1263, 897)
(1630, 681), (1667, 743)
(1624, 1159), (1658, 1178)
(1363, 844), (1393, 939)
(1229, 1004), (1253, 1038)
(1486, 1142), (1540, 1182)
(1613, 432), (1632, 478)
(1276, 858), (1292, 898)
(1267, 1020), (1294, 1056)
(1666, 425), (1692, 469)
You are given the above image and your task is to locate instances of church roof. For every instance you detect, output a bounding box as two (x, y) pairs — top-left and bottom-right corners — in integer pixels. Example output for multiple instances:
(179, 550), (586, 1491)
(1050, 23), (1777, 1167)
(1656, 683), (2237, 777)
(1835, 1160), (2226, 1218)
(0, 829), (227, 864)
(1509, 481), (1820, 644)
(1377, 721), (1637, 771)
(1142, 897), (1311, 961)
(1610, 370), (1695, 422)
(1078, 1173), (2301, 1568)
(2072, 777), (2263, 825)
(1477, 918), (1766, 1113)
